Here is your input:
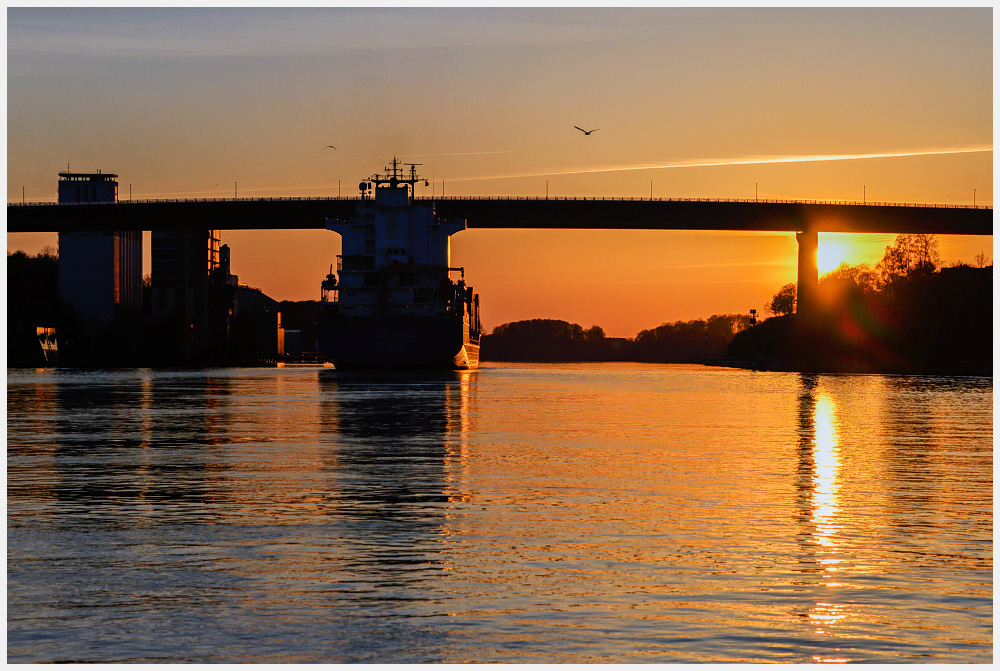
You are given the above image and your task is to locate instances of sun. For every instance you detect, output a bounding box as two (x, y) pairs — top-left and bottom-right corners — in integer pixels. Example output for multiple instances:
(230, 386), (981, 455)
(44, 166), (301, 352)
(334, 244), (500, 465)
(817, 241), (846, 274)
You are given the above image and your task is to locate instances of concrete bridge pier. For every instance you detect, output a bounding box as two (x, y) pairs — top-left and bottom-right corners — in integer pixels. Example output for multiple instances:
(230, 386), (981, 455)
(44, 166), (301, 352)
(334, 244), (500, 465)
(795, 228), (819, 316)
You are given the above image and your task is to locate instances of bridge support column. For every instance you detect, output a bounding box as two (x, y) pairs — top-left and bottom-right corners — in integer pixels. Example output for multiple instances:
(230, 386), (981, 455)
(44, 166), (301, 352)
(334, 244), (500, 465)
(795, 229), (818, 317)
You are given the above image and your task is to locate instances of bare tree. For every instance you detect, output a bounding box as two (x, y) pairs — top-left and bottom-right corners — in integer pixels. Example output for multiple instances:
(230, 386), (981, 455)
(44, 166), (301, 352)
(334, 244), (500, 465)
(875, 234), (940, 287)
(767, 283), (797, 316)
(823, 261), (878, 293)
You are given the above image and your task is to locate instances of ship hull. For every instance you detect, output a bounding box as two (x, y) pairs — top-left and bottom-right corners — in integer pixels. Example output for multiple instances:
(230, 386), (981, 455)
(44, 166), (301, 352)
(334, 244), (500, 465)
(320, 313), (480, 370)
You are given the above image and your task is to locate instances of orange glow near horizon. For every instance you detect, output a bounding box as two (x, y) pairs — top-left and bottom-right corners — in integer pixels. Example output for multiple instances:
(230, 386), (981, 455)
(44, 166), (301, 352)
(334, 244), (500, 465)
(5, 228), (992, 338)
(5, 8), (992, 337)
(817, 240), (847, 274)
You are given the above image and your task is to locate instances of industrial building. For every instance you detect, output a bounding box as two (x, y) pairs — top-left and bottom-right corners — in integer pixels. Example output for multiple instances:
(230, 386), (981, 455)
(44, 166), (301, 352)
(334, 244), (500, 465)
(149, 227), (224, 359)
(38, 171), (296, 366)
(56, 171), (142, 360)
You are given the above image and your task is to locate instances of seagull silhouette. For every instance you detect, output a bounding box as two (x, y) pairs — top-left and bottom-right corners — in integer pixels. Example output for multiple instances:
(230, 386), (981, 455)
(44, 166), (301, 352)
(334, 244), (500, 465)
(325, 145), (337, 150)
(574, 126), (598, 135)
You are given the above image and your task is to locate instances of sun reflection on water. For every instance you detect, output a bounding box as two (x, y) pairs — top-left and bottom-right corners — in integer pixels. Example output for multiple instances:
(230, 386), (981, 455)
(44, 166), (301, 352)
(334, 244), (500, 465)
(811, 393), (841, 550)
(807, 390), (848, 656)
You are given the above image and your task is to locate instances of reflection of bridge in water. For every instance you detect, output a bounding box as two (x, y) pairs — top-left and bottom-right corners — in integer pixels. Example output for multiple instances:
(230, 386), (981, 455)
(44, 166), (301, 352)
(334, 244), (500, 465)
(7, 194), (992, 315)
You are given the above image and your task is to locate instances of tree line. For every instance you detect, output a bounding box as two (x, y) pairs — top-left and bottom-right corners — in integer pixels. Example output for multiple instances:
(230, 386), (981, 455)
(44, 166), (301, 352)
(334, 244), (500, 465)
(481, 314), (753, 363)
(730, 234), (991, 374)
(8, 248), (61, 365)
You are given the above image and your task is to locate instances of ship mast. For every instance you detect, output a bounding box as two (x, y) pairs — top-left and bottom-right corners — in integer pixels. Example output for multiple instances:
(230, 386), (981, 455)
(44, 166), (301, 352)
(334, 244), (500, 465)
(369, 157), (427, 199)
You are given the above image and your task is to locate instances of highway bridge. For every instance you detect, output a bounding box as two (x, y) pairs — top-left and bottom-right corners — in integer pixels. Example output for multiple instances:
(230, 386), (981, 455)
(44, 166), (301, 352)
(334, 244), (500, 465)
(7, 195), (992, 317)
(6, 195), (992, 235)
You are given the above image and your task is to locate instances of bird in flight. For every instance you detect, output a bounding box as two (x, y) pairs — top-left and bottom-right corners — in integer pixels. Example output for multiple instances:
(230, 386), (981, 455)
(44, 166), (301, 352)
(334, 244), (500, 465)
(574, 126), (598, 135)
(325, 145), (337, 150)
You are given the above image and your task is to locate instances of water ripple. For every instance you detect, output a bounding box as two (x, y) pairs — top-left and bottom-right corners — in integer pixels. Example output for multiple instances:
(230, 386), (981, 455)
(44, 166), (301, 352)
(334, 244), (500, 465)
(7, 365), (992, 662)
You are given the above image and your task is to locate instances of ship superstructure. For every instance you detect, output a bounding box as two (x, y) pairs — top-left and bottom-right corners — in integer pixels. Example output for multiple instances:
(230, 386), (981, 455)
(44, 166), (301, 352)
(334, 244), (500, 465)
(319, 158), (481, 369)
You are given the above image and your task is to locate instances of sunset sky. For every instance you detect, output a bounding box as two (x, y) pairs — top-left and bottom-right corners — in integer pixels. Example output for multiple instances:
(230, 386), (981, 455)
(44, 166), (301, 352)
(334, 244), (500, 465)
(6, 7), (993, 336)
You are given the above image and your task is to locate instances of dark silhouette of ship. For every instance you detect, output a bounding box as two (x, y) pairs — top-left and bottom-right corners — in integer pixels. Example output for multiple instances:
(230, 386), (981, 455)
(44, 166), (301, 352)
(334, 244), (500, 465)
(319, 159), (481, 369)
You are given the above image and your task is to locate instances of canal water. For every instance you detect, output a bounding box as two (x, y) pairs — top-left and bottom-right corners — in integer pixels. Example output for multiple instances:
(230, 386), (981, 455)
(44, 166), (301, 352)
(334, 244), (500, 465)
(6, 364), (992, 663)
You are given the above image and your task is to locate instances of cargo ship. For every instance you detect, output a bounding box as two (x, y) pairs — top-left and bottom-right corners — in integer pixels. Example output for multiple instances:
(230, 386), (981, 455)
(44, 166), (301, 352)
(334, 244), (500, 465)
(319, 159), (481, 369)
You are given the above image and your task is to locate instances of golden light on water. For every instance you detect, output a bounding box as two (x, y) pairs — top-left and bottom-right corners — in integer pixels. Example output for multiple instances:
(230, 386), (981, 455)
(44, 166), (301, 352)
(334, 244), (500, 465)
(444, 371), (475, 507)
(810, 602), (848, 624)
(811, 393), (842, 549)
(808, 391), (849, 656)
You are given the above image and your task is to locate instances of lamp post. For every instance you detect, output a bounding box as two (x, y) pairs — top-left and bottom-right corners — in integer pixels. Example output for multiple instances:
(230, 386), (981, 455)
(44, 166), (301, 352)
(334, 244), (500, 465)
(755, 182), (758, 202)
(749, 309), (758, 371)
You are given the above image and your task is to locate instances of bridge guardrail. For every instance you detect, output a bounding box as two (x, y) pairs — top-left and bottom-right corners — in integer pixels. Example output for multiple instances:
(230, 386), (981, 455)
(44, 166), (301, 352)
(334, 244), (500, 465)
(7, 195), (992, 209)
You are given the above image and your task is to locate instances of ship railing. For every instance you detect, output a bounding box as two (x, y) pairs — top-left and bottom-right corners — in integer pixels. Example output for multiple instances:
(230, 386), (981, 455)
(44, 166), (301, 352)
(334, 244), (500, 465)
(336, 254), (377, 272)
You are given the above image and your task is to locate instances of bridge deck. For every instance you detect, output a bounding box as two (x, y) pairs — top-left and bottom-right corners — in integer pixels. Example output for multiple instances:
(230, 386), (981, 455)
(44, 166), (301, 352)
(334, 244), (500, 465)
(6, 197), (992, 235)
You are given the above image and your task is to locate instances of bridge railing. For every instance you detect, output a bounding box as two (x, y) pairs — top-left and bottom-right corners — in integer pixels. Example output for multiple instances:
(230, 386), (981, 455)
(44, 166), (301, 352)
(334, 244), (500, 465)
(6, 195), (992, 209)
(429, 196), (991, 209)
(7, 196), (352, 206)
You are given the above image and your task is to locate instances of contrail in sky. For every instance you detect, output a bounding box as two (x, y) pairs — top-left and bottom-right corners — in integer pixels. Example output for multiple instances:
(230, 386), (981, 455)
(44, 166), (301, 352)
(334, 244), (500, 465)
(448, 145), (992, 181)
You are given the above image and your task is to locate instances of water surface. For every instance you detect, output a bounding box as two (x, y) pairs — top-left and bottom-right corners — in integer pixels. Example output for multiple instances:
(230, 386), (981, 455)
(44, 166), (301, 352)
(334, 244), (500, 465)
(7, 364), (992, 662)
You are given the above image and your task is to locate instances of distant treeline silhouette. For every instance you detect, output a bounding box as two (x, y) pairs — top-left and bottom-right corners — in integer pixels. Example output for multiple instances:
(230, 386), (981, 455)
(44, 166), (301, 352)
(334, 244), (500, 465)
(481, 314), (752, 363)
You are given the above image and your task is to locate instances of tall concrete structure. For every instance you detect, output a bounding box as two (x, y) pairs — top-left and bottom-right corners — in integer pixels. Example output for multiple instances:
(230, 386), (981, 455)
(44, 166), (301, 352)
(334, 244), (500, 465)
(149, 227), (222, 358)
(57, 171), (142, 337)
(795, 229), (819, 316)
